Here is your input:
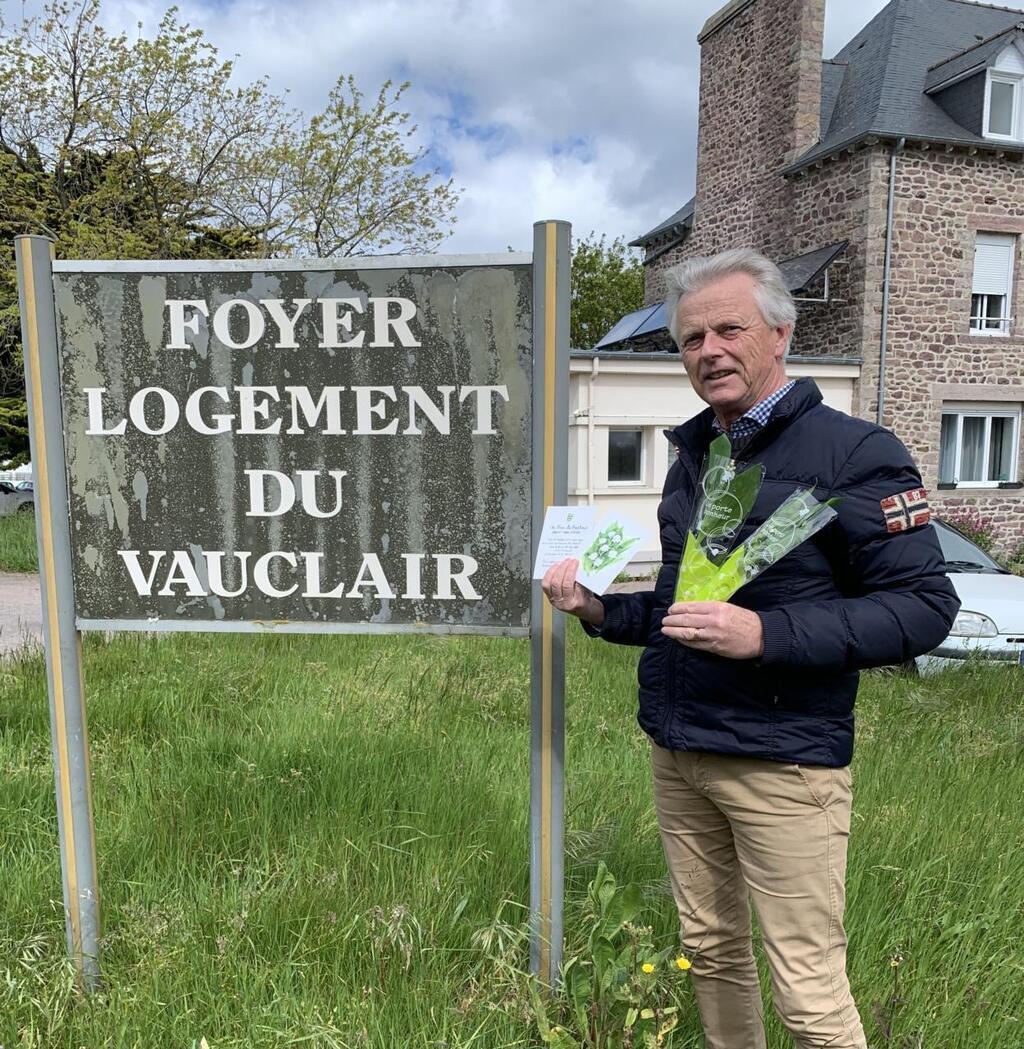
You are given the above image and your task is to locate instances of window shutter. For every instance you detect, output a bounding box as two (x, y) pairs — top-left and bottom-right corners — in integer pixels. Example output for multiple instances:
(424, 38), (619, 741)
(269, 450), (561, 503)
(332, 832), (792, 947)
(973, 233), (1015, 295)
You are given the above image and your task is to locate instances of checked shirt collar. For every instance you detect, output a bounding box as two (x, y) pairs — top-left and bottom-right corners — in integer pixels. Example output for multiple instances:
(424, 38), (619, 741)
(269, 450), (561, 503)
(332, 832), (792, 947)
(710, 380), (797, 443)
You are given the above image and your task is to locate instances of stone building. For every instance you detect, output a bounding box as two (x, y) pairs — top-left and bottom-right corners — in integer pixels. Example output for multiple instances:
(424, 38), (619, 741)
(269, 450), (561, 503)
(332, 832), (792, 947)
(606, 0), (1024, 551)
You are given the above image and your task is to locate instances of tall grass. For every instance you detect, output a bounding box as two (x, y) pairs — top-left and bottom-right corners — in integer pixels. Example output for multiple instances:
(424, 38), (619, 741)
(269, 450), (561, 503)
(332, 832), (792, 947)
(0, 629), (1021, 1047)
(0, 511), (38, 573)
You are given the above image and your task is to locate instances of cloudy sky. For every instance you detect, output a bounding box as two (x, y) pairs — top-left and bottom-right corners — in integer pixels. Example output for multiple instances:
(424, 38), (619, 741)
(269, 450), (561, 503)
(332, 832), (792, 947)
(33, 0), (897, 252)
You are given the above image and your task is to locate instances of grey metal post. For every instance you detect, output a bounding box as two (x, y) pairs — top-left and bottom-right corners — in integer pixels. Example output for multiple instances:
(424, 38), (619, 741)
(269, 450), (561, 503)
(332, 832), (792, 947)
(529, 219), (570, 985)
(15, 235), (102, 989)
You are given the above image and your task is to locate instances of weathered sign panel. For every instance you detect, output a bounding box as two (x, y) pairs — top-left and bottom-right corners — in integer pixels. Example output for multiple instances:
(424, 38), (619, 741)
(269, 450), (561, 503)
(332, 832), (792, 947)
(52, 258), (533, 634)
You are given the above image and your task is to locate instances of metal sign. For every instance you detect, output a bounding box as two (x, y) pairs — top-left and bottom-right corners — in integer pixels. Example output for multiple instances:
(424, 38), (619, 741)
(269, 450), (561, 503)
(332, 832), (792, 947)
(15, 223), (569, 990)
(55, 259), (533, 633)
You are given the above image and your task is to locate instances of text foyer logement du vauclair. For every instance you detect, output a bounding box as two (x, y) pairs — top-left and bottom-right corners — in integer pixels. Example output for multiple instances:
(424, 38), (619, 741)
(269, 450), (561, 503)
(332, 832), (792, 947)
(80, 294), (515, 606)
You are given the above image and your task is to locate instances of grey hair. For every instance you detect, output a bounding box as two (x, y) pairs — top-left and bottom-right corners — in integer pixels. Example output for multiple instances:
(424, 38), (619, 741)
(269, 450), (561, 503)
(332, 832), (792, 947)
(663, 247), (797, 351)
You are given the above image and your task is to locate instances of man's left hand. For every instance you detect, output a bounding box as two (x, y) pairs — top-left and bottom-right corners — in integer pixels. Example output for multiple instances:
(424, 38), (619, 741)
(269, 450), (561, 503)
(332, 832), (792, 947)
(661, 601), (764, 660)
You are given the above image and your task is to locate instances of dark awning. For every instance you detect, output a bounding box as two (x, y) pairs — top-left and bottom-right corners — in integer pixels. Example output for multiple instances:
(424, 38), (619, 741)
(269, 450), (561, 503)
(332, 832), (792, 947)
(776, 241), (848, 295)
(629, 197), (695, 249)
(591, 241), (848, 352)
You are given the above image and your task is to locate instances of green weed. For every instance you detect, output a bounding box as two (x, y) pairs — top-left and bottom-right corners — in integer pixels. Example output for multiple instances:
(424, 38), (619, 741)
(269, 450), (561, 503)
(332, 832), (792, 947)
(530, 863), (690, 1048)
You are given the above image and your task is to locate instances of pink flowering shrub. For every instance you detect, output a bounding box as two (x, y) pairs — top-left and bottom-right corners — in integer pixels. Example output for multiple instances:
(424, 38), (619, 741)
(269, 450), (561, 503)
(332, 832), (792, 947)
(937, 507), (998, 554)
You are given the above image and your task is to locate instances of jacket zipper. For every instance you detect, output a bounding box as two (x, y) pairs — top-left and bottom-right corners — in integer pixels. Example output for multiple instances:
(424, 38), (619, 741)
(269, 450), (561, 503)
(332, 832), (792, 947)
(661, 639), (687, 745)
(660, 444), (696, 746)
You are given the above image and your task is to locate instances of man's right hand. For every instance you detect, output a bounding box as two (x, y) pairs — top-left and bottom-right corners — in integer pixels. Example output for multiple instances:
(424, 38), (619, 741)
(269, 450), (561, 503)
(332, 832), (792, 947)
(541, 558), (606, 626)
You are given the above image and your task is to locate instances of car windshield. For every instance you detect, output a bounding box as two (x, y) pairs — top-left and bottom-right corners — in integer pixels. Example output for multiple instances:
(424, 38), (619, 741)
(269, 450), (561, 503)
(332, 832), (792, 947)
(932, 521), (1006, 573)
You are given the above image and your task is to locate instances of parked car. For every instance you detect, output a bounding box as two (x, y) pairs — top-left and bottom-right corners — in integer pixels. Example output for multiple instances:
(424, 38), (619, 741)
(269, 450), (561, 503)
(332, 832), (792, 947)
(0, 480), (34, 515)
(916, 519), (1024, 673)
(15, 480), (33, 491)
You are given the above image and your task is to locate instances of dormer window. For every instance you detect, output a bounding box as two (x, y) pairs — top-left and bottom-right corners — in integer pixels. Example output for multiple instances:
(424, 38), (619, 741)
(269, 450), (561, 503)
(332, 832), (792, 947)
(984, 43), (1024, 141)
(985, 72), (1021, 138)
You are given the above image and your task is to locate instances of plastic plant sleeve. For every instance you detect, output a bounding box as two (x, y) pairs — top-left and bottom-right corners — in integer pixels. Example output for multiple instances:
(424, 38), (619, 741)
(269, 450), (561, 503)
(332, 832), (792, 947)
(675, 530), (748, 602)
(673, 489), (840, 604)
(691, 434), (765, 560)
(673, 433), (842, 604)
(738, 490), (841, 579)
(673, 432), (764, 604)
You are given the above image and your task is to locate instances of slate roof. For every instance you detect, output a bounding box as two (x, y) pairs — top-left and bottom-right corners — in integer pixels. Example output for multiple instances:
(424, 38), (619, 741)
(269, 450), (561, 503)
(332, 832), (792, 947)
(924, 20), (1024, 90)
(819, 59), (849, 133)
(631, 197), (695, 249)
(785, 0), (1024, 172)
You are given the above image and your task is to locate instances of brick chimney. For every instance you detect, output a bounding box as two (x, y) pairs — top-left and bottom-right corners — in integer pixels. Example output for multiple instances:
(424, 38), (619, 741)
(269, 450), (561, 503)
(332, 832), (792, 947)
(692, 0), (825, 259)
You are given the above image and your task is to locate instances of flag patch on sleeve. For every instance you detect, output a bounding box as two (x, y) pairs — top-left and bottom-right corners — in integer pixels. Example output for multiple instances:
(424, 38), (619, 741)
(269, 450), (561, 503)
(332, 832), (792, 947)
(880, 487), (930, 533)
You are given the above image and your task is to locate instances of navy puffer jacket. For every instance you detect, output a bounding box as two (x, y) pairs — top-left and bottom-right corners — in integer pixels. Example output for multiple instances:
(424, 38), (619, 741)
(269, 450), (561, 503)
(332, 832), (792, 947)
(585, 378), (960, 767)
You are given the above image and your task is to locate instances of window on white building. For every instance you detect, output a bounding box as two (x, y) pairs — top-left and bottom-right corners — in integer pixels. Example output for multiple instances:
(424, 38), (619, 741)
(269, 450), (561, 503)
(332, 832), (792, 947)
(608, 429), (644, 484)
(971, 232), (1015, 335)
(939, 405), (1020, 486)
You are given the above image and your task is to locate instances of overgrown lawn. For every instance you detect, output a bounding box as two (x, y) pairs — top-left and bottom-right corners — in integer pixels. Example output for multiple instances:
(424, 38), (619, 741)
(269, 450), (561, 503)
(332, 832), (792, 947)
(0, 629), (1021, 1047)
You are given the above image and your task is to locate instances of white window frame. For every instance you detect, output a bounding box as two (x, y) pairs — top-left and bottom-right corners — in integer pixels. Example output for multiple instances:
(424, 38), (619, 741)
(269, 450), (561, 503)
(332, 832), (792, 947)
(970, 232), (1015, 336)
(939, 404), (1021, 488)
(607, 427), (646, 486)
(983, 69), (1023, 141)
(970, 292), (1012, 336)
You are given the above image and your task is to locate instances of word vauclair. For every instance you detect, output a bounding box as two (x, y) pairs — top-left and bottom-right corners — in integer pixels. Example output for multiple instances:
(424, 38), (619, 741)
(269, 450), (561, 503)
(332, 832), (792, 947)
(118, 550), (481, 601)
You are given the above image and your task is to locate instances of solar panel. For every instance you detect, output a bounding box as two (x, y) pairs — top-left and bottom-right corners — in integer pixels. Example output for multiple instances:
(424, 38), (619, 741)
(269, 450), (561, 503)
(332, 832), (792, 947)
(631, 302), (668, 337)
(593, 303), (661, 348)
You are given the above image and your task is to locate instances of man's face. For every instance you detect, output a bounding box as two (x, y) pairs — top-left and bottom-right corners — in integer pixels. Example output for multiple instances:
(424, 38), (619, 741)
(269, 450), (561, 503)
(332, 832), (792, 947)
(674, 272), (792, 425)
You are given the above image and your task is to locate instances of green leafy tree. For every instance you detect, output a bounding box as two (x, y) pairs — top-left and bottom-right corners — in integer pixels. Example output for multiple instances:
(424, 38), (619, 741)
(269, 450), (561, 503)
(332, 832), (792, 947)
(0, 0), (460, 463)
(0, 152), (51, 465)
(570, 233), (644, 349)
(230, 76), (458, 258)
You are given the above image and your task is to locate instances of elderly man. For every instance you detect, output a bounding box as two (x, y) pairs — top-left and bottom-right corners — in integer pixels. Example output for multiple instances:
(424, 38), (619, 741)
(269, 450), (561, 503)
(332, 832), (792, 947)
(542, 248), (959, 1049)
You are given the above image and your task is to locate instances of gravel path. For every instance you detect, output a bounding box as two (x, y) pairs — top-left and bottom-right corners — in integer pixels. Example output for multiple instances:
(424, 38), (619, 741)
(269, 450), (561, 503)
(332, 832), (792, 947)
(0, 572), (42, 657)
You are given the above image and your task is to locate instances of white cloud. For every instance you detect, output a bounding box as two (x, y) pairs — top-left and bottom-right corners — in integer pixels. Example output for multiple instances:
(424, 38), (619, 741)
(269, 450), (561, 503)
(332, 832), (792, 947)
(15, 0), (894, 252)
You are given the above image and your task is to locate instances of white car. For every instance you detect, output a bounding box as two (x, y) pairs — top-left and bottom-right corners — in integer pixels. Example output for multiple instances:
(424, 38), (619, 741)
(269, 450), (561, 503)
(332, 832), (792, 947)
(916, 519), (1024, 673)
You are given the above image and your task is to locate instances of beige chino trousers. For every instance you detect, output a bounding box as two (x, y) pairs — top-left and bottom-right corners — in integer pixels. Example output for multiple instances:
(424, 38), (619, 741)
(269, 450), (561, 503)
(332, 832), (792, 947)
(650, 742), (867, 1049)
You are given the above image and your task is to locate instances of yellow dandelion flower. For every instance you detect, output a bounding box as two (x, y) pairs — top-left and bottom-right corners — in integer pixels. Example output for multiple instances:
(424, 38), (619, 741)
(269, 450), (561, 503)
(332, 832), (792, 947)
(641, 962), (655, 974)
(675, 956), (691, 971)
